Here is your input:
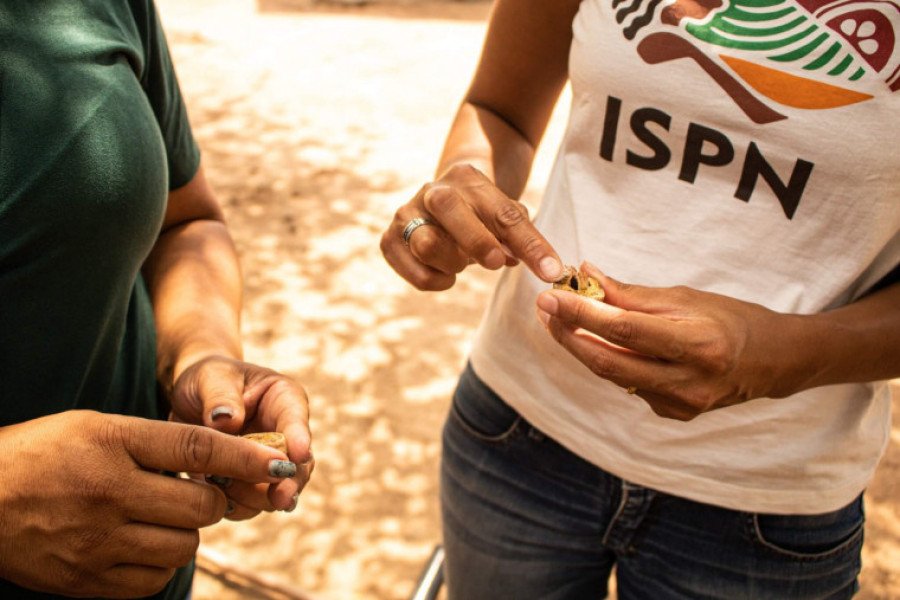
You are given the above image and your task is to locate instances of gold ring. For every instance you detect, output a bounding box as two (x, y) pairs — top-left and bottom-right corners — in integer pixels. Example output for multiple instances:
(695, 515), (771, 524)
(626, 386), (637, 395)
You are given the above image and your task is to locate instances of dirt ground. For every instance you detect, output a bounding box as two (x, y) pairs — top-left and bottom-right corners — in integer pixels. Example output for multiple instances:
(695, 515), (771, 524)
(154, 1), (900, 598)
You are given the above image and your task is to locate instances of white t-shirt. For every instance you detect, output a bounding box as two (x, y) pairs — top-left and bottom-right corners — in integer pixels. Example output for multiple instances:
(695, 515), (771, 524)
(469, 0), (900, 514)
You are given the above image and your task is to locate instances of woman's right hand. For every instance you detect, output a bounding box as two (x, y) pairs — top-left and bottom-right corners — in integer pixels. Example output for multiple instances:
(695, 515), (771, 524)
(381, 164), (564, 291)
(0, 410), (296, 598)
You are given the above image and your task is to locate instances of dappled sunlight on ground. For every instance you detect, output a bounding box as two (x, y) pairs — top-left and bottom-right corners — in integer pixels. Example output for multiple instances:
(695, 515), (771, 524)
(157, 1), (898, 598)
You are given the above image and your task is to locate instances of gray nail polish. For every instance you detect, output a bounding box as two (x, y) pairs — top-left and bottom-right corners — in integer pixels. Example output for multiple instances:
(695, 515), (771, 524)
(268, 460), (297, 478)
(210, 406), (234, 421)
(205, 475), (232, 488)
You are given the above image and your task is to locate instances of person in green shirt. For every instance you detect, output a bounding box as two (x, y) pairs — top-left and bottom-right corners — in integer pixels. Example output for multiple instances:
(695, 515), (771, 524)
(0, 1), (314, 598)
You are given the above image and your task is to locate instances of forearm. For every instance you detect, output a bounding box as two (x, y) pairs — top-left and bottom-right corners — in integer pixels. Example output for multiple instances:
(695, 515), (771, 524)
(436, 102), (537, 200)
(785, 283), (900, 392)
(143, 219), (243, 396)
(435, 0), (579, 199)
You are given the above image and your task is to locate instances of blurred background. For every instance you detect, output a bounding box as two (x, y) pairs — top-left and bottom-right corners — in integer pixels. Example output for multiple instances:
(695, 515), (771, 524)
(154, 0), (900, 598)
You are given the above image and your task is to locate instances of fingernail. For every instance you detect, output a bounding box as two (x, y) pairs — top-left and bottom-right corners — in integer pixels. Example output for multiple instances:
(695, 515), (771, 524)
(205, 475), (233, 488)
(500, 244), (516, 259)
(537, 309), (550, 327)
(300, 452), (314, 467)
(536, 293), (559, 316)
(225, 501), (235, 515)
(210, 406), (234, 421)
(284, 493), (300, 513)
(539, 257), (563, 281)
(269, 460), (297, 478)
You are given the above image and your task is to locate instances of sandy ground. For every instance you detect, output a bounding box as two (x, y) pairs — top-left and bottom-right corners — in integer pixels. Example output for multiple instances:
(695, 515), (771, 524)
(154, 1), (900, 598)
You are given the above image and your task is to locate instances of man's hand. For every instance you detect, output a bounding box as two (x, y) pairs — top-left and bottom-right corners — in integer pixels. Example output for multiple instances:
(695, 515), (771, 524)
(536, 262), (808, 421)
(0, 411), (295, 598)
(169, 356), (313, 520)
(380, 164), (564, 291)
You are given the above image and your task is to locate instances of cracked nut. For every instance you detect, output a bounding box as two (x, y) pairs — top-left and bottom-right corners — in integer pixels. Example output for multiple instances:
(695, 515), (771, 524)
(242, 432), (288, 454)
(552, 265), (605, 301)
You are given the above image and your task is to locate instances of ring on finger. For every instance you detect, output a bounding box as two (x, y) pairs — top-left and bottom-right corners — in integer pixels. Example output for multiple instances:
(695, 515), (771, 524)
(401, 217), (432, 246)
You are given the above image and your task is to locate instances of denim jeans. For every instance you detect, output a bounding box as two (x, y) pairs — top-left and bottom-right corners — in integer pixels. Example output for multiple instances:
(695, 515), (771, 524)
(440, 364), (864, 599)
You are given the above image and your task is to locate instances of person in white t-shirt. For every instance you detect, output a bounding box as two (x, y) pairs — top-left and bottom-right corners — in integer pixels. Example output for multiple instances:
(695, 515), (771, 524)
(381, 0), (900, 597)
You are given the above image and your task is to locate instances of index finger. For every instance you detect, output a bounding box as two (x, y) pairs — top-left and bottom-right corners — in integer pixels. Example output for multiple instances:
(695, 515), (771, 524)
(423, 181), (563, 282)
(118, 418), (296, 484)
(537, 290), (688, 362)
(466, 185), (563, 282)
(245, 377), (312, 465)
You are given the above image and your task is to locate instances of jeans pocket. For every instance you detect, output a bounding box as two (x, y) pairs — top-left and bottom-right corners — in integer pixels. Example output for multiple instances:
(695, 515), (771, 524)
(751, 495), (865, 561)
(449, 363), (522, 443)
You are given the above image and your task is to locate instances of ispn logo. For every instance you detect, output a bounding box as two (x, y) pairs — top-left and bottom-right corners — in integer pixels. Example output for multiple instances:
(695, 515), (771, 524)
(616, 0), (900, 123)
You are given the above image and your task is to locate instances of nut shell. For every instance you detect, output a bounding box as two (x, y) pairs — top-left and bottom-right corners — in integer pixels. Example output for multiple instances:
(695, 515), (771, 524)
(242, 432), (288, 454)
(552, 265), (605, 301)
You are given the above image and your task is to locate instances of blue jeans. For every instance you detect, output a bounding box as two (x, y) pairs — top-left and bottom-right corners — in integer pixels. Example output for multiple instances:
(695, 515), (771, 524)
(441, 364), (864, 599)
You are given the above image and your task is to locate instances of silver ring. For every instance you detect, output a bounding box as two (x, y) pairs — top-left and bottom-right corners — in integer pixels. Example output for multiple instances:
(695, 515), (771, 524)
(402, 217), (431, 246)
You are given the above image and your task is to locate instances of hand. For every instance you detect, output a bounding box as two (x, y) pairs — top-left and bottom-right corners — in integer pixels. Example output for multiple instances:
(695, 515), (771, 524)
(380, 164), (564, 291)
(169, 356), (314, 519)
(0, 410), (295, 598)
(536, 262), (806, 421)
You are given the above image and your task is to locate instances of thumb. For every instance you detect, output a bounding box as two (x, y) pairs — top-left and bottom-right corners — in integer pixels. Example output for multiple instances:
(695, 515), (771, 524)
(116, 417), (296, 483)
(196, 359), (247, 434)
(172, 357), (247, 434)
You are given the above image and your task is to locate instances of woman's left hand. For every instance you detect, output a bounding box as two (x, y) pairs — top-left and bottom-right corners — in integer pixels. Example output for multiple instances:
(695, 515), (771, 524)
(536, 262), (806, 421)
(169, 356), (314, 519)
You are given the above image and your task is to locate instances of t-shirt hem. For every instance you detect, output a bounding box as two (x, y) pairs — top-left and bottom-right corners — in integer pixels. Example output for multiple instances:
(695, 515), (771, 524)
(469, 348), (879, 516)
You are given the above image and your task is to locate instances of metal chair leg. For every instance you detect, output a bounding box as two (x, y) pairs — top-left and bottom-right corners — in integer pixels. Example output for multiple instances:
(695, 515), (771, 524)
(409, 544), (445, 600)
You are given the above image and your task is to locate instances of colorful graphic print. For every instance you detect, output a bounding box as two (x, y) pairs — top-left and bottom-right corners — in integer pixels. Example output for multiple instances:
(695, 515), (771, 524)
(614, 0), (900, 122)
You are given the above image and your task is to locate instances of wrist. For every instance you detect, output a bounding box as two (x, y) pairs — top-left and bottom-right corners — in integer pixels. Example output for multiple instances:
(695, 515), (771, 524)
(767, 312), (837, 397)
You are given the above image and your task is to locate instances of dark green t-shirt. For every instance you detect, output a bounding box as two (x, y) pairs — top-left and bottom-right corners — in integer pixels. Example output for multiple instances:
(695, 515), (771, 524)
(0, 0), (200, 597)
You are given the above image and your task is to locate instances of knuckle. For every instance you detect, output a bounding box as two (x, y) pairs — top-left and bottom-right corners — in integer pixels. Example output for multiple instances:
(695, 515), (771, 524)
(669, 285), (693, 303)
(664, 338), (689, 362)
(78, 468), (118, 505)
(423, 185), (459, 214)
(410, 271), (453, 291)
(60, 565), (91, 594)
(493, 202), (528, 229)
(268, 377), (297, 400)
(92, 414), (127, 457)
(193, 489), (223, 526)
(697, 338), (733, 374)
(72, 527), (112, 558)
(177, 427), (215, 471)
(586, 351), (618, 380)
(174, 532), (201, 567)
(519, 234), (548, 260)
(444, 163), (481, 182)
(413, 230), (443, 258)
(605, 315), (635, 345)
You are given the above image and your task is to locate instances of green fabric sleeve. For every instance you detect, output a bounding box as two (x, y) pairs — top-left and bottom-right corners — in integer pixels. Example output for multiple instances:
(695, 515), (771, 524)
(135, 0), (201, 191)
